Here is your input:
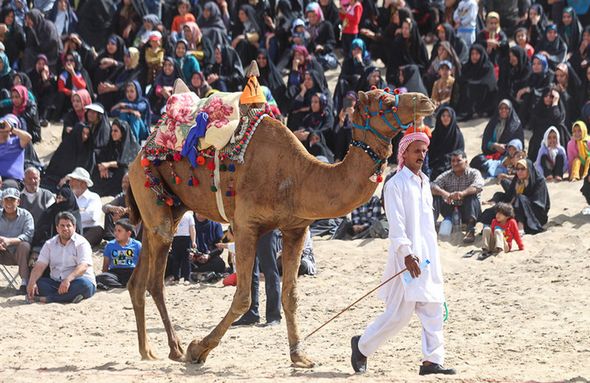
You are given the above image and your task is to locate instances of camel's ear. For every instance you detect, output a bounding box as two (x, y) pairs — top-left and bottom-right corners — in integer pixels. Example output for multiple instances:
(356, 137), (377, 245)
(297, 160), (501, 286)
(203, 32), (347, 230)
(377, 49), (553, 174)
(173, 79), (190, 94)
(358, 91), (368, 106)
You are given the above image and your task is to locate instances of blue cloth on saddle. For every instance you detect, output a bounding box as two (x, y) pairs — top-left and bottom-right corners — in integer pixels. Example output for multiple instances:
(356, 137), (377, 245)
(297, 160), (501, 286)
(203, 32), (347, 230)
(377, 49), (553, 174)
(181, 112), (209, 167)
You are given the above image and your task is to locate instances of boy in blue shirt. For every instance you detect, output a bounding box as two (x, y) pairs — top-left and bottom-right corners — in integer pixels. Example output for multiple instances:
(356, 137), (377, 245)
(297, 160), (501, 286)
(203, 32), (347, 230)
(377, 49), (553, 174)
(96, 219), (142, 290)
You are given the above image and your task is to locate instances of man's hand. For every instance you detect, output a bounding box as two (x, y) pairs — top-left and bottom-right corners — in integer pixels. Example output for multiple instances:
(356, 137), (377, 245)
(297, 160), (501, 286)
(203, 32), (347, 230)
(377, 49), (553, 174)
(27, 282), (38, 300)
(58, 279), (71, 294)
(352, 224), (365, 234)
(404, 255), (421, 278)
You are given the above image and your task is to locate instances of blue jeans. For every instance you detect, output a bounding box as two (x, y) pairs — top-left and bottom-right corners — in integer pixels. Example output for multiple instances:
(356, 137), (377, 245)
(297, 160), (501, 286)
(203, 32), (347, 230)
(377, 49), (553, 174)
(246, 230), (282, 322)
(37, 277), (96, 303)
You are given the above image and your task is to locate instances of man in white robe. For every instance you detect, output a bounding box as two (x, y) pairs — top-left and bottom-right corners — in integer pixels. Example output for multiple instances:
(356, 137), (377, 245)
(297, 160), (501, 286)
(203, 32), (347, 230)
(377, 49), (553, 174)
(350, 132), (456, 376)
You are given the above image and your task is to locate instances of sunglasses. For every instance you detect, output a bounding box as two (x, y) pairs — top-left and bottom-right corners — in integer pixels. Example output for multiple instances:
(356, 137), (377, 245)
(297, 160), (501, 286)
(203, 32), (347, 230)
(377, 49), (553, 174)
(515, 167), (527, 171)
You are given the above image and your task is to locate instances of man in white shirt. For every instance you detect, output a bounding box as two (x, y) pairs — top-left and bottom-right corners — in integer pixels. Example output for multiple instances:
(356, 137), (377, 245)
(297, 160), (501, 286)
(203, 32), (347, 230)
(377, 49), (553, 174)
(26, 211), (96, 304)
(67, 167), (104, 247)
(350, 132), (456, 376)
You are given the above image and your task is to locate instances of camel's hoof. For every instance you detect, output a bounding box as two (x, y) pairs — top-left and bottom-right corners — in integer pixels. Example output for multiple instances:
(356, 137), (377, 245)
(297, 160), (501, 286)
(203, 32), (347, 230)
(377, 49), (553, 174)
(186, 339), (212, 364)
(169, 345), (184, 361)
(290, 352), (315, 368)
(140, 348), (158, 361)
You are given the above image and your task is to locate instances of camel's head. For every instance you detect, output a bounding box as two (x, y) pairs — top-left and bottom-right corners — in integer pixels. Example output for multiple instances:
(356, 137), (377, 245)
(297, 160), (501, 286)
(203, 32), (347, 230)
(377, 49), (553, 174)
(354, 88), (435, 142)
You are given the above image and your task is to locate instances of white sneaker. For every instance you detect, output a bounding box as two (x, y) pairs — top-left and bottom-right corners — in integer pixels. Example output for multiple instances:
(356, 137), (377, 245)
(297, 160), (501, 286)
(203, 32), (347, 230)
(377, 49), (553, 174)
(582, 207), (590, 215)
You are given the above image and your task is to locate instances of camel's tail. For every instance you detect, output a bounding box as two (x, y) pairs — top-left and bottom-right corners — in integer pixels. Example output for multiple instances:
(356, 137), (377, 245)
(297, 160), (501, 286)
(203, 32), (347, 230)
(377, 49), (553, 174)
(126, 184), (141, 225)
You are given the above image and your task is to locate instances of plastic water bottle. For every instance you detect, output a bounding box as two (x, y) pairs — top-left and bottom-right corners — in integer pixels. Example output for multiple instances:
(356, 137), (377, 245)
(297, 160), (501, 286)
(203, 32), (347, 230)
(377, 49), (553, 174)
(438, 218), (452, 238)
(452, 206), (461, 233)
(402, 259), (431, 284)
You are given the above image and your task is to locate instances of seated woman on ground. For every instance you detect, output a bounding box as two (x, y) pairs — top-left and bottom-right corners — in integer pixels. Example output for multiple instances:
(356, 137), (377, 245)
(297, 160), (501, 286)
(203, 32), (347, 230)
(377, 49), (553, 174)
(54, 51), (93, 120)
(97, 47), (141, 112)
(286, 69), (329, 131)
(535, 126), (568, 182)
(149, 57), (180, 120)
(493, 140), (526, 187)
(62, 89), (91, 138)
(110, 81), (151, 142)
(204, 45), (245, 92)
(298, 92), (334, 162)
(567, 120), (590, 181)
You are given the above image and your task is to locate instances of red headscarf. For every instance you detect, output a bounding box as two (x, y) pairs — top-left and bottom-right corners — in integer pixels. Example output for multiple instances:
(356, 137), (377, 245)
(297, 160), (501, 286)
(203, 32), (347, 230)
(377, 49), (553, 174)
(397, 132), (430, 171)
(72, 89), (92, 121)
(11, 85), (29, 116)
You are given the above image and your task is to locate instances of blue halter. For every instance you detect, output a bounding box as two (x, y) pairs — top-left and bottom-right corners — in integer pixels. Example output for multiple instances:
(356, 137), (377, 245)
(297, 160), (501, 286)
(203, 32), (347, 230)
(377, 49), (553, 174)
(351, 89), (413, 143)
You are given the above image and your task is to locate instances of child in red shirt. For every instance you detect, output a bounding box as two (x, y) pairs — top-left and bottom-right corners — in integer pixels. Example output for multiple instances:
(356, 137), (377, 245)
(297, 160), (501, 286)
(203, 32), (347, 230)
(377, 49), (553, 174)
(338, 0), (362, 58)
(171, 0), (196, 40)
(481, 202), (524, 258)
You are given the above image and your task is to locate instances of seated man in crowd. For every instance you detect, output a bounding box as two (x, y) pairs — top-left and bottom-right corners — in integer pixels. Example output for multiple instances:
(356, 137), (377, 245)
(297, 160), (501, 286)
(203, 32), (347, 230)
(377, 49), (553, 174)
(96, 219), (141, 290)
(0, 188), (34, 294)
(19, 166), (55, 225)
(67, 167), (104, 247)
(0, 114), (32, 189)
(191, 214), (226, 275)
(332, 196), (387, 240)
(431, 150), (484, 243)
(102, 173), (130, 241)
(26, 212), (96, 304)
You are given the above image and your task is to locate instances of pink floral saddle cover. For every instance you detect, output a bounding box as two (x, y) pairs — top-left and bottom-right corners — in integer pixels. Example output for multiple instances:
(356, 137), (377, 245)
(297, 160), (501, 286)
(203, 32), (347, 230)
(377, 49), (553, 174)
(154, 91), (241, 152)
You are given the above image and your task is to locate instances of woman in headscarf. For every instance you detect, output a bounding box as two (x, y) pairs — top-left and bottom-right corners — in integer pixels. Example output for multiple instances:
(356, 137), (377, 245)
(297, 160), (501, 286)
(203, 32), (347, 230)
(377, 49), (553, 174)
(299, 92), (334, 161)
(0, 52), (14, 94)
(341, 38), (371, 79)
(554, 62), (582, 126)
(535, 24), (567, 70)
(174, 39), (201, 83)
(22, 9), (62, 74)
(110, 80), (151, 142)
(498, 45), (531, 103)
(149, 57), (180, 119)
(527, 87), (569, 162)
(98, 47), (142, 112)
(535, 126), (567, 182)
(481, 158), (550, 234)
(457, 44), (498, 120)
(62, 89), (91, 138)
(32, 186), (82, 248)
(113, 0), (143, 46)
(0, 6), (26, 66)
(356, 66), (388, 92)
(517, 4), (548, 48)
(287, 69), (330, 131)
(470, 99), (524, 176)
(475, 12), (508, 65)
(305, 2), (337, 68)
(83, 103), (111, 157)
(181, 21), (214, 68)
(567, 120), (590, 181)
(256, 48), (287, 110)
(331, 90), (357, 161)
(198, 2), (228, 48)
(557, 7), (582, 55)
(429, 106), (464, 180)
(286, 45), (327, 92)
(189, 71), (216, 99)
(133, 14), (161, 48)
(397, 64), (428, 95)
(92, 119), (140, 197)
(46, 0), (78, 38)
(386, 17), (429, 84)
(8, 85), (41, 144)
(231, 5), (262, 65)
(515, 54), (554, 125)
(44, 124), (95, 191)
(54, 51), (93, 120)
(433, 23), (468, 64)
(92, 35), (126, 92)
(205, 45), (244, 92)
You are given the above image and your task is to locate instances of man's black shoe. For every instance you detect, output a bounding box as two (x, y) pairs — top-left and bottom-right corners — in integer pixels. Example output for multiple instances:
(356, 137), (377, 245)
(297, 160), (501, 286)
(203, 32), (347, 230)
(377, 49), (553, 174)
(231, 315), (260, 327)
(419, 363), (456, 375)
(350, 335), (367, 373)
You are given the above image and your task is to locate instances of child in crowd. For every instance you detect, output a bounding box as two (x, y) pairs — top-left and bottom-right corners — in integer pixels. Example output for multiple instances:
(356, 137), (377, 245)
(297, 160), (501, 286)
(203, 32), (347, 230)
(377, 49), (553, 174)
(431, 60), (455, 107)
(170, 0), (196, 41)
(338, 0), (363, 58)
(567, 121), (590, 181)
(535, 126), (568, 182)
(290, 19), (310, 48)
(481, 202), (524, 259)
(144, 31), (164, 84)
(453, 0), (478, 47)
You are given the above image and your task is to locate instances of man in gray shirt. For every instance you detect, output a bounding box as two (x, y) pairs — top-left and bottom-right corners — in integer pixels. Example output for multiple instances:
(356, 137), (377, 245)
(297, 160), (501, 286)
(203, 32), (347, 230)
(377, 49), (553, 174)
(0, 188), (35, 294)
(19, 167), (55, 225)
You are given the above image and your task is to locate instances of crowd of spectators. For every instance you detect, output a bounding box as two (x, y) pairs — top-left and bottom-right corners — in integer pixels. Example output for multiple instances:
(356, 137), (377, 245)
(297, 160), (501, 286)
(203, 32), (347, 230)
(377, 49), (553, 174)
(1, 0), (590, 300)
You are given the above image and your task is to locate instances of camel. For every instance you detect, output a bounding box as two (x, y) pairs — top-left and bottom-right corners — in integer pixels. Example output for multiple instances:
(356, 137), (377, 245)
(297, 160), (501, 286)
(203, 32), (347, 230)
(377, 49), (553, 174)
(126, 86), (435, 367)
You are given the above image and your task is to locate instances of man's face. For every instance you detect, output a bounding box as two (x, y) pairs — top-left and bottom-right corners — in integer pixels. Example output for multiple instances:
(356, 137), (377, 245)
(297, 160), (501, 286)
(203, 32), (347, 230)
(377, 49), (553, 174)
(2, 197), (19, 214)
(57, 219), (75, 241)
(69, 178), (86, 195)
(114, 225), (132, 243)
(403, 141), (428, 173)
(24, 170), (40, 192)
(451, 155), (466, 173)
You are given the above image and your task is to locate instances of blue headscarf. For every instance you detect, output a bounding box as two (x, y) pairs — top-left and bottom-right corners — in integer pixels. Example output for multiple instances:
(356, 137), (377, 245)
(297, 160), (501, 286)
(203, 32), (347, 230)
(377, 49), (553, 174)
(533, 54), (548, 73)
(351, 38), (369, 61)
(0, 52), (11, 78)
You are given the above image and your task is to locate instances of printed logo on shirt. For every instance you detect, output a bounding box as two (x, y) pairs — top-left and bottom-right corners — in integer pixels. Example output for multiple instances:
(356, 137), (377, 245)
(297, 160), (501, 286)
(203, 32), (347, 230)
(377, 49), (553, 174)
(112, 249), (136, 267)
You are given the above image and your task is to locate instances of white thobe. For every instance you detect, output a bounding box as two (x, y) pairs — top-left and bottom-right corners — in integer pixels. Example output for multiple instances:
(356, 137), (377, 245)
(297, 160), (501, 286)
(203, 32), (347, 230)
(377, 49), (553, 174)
(358, 166), (446, 365)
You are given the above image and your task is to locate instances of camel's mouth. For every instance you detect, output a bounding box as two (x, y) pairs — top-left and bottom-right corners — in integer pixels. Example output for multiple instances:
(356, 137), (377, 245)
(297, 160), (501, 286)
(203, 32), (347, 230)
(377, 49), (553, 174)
(414, 97), (436, 117)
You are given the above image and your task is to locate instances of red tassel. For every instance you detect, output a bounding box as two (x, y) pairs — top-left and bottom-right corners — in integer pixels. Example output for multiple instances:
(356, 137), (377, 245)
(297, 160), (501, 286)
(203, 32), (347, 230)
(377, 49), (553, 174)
(393, 88), (400, 95)
(192, 176), (199, 186)
(165, 197), (174, 206)
(144, 180), (151, 188)
(141, 158), (150, 167)
(173, 152), (182, 162)
(207, 160), (215, 171)
(384, 87), (390, 93)
(376, 175), (383, 183)
(196, 156), (206, 166)
(392, 106), (398, 113)
(175, 176), (182, 184)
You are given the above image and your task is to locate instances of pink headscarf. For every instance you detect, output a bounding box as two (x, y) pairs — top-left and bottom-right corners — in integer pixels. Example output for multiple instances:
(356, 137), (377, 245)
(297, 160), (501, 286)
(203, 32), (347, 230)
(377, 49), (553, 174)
(72, 89), (92, 121)
(11, 85), (29, 116)
(397, 132), (430, 171)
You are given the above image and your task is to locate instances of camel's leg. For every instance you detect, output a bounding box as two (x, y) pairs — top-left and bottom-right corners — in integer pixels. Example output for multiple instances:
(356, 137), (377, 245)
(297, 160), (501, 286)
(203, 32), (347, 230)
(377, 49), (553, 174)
(186, 224), (260, 364)
(145, 232), (184, 361)
(128, 231), (158, 360)
(281, 227), (315, 368)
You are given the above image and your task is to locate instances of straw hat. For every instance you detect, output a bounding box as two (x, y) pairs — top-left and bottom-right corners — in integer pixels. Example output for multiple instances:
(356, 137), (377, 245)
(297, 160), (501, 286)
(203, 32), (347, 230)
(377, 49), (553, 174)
(66, 167), (94, 187)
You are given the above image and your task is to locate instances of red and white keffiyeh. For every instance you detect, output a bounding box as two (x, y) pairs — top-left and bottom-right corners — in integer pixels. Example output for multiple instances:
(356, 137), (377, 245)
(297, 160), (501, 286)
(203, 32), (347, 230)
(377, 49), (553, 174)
(397, 132), (430, 171)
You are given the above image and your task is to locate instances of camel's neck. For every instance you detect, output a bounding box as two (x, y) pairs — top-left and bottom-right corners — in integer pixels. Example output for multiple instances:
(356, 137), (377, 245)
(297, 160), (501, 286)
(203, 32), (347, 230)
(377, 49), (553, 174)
(298, 129), (392, 219)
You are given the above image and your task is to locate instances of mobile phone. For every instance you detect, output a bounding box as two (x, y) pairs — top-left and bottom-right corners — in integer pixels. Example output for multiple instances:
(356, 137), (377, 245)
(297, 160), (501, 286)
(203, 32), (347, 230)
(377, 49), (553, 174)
(343, 98), (354, 108)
